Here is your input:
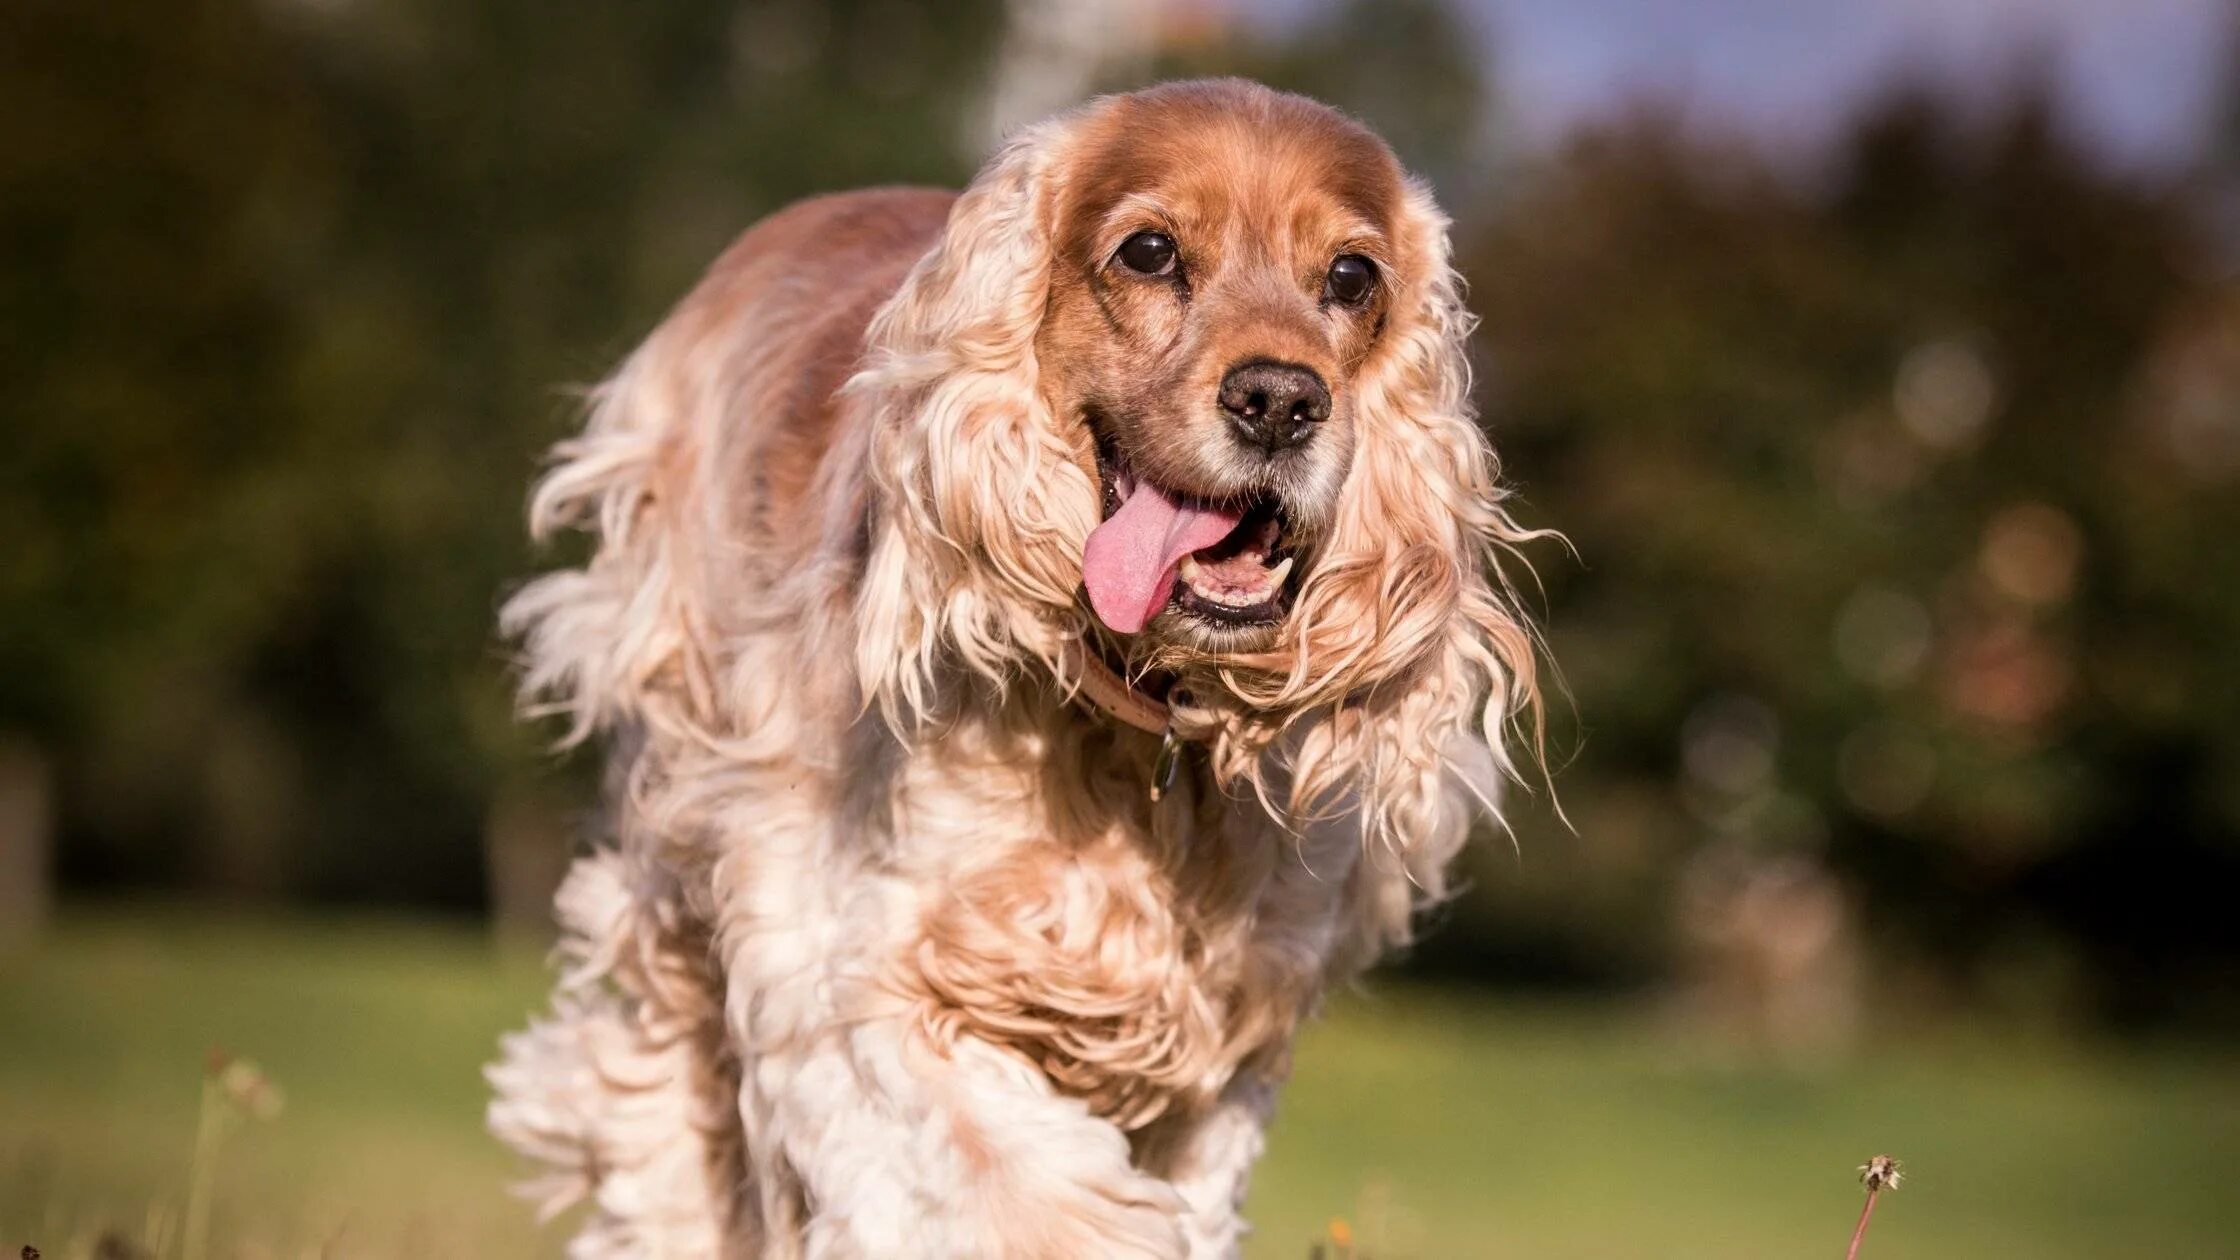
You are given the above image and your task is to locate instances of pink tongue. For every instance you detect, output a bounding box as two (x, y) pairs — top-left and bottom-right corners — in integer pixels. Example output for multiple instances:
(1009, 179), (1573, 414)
(1081, 480), (1244, 633)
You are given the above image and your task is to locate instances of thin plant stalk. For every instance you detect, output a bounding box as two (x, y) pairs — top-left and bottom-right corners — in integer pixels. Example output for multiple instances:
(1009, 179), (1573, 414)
(180, 1074), (225, 1260)
(1844, 1187), (1880, 1260)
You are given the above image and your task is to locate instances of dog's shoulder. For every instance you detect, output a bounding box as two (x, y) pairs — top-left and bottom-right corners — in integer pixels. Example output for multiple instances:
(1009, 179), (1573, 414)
(669, 187), (958, 543)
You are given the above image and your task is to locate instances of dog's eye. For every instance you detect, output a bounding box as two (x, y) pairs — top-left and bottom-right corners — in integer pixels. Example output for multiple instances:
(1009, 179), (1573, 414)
(1325, 254), (1377, 305)
(1116, 231), (1178, 276)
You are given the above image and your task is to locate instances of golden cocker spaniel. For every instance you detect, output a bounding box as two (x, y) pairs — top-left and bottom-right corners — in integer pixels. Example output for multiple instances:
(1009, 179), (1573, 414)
(491, 78), (1541, 1259)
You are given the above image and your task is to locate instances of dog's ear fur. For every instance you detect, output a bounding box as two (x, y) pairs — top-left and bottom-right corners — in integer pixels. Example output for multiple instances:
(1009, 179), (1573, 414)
(1264, 181), (1545, 955)
(504, 331), (723, 749)
(850, 116), (1096, 732)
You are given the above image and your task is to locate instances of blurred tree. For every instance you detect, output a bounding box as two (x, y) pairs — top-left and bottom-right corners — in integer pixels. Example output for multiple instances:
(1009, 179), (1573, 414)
(1449, 81), (2239, 1025)
(1, 0), (332, 895)
(0, 0), (1004, 909)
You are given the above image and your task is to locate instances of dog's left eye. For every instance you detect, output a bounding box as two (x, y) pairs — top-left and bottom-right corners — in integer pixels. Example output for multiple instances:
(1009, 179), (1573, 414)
(1116, 231), (1178, 276)
(1325, 254), (1377, 305)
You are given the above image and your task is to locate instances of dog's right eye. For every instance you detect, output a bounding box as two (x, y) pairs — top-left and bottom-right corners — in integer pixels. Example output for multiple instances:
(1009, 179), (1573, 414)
(1116, 231), (1178, 276)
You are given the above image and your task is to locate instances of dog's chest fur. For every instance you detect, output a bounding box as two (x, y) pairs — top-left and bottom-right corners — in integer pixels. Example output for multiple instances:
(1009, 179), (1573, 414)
(888, 714), (1358, 1141)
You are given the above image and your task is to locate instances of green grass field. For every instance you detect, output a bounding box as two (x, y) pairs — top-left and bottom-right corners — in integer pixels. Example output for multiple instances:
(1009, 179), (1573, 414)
(2, 908), (2233, 1258)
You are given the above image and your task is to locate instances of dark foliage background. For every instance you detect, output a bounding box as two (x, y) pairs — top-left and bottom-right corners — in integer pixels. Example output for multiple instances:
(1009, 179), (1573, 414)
(4, 0), (2236, 1030)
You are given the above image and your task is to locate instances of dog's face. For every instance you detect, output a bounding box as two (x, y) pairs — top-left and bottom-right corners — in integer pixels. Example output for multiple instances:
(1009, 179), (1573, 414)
(1037, 83), (1410, 653)
(860, 78), (1533, 786)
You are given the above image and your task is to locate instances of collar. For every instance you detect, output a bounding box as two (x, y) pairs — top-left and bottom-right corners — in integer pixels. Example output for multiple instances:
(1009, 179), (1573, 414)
(1062, 639), (1202, 803)
(1063, 639), (1174, 738)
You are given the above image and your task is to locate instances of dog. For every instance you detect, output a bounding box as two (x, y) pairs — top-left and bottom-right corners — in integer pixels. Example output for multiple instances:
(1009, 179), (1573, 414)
(489, 78), (1541, 1259)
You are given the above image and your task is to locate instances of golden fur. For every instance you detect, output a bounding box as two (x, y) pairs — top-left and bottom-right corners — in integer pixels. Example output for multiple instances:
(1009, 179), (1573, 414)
(491, 80), (1541, 1259)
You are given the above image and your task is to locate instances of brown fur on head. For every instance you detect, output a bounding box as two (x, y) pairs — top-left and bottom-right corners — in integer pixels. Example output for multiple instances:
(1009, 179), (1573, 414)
(1038, 82), (1409, 653)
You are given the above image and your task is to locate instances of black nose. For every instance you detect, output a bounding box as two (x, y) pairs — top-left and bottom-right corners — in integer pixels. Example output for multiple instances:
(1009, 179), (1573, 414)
(1219, 362), (1330, 454)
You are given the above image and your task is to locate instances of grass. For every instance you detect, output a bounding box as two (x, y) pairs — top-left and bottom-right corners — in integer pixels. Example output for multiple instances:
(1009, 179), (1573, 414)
(1, 907), (2234, 1258)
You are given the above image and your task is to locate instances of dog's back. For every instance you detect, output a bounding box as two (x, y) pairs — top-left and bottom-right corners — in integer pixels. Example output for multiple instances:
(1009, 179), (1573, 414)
(667, 187), (954, 551)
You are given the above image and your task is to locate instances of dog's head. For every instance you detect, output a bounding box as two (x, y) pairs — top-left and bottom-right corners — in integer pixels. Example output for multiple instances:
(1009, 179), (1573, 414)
(858, 79), (1538, 844)
(1038, 84), (1401, 651)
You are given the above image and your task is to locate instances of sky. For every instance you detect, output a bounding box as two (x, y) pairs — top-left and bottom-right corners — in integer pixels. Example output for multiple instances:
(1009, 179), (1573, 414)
(1246, 0), (2234, 169)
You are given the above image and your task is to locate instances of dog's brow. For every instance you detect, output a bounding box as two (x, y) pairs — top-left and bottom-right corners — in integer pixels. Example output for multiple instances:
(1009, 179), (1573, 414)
(1327, 219), (1390, 265)
(1093, 193), (1179, 259)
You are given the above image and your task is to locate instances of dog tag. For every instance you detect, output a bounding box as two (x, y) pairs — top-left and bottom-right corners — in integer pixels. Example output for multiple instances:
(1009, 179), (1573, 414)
(1150, 728), (1182, 803)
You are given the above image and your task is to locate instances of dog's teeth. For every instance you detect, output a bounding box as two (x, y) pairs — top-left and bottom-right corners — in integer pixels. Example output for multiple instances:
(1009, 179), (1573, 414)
(1178, 555), (1202, 581)
(1267, 556), (1295, 589)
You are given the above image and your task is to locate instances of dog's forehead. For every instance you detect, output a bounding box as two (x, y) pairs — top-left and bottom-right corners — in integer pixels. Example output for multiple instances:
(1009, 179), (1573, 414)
(1057, 81), (1405, 258)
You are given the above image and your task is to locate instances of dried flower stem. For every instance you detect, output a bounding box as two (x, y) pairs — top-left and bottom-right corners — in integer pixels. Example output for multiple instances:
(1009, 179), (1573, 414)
(1844, 1188), (1880, 1260)
(181, 1049), (281, 1260)
(180, 1071), (225, 1260)
(1846, 1155), (1903, 1260)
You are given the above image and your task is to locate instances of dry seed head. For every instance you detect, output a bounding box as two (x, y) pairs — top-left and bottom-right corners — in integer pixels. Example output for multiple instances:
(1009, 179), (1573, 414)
(218, 1057), (286, 1120)
(1859, 1154), (1904, 1193)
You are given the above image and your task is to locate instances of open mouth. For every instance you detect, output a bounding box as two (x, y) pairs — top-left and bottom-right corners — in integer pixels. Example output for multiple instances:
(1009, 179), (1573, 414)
(1081, 456), (1300, 635)
(1172, 498), (1294, 624)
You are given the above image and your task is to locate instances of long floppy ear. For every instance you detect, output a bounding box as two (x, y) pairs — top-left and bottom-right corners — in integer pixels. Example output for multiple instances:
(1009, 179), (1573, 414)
(503, 328), (723, 750)
(850, 116), (1098, 731)
(1277, 180), (1545, 953)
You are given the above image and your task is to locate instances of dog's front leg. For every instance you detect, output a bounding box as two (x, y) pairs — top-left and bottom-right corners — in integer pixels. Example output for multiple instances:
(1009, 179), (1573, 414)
(745, 1016), (1188, 1260)
(1163, 1074), (1278, 1259)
